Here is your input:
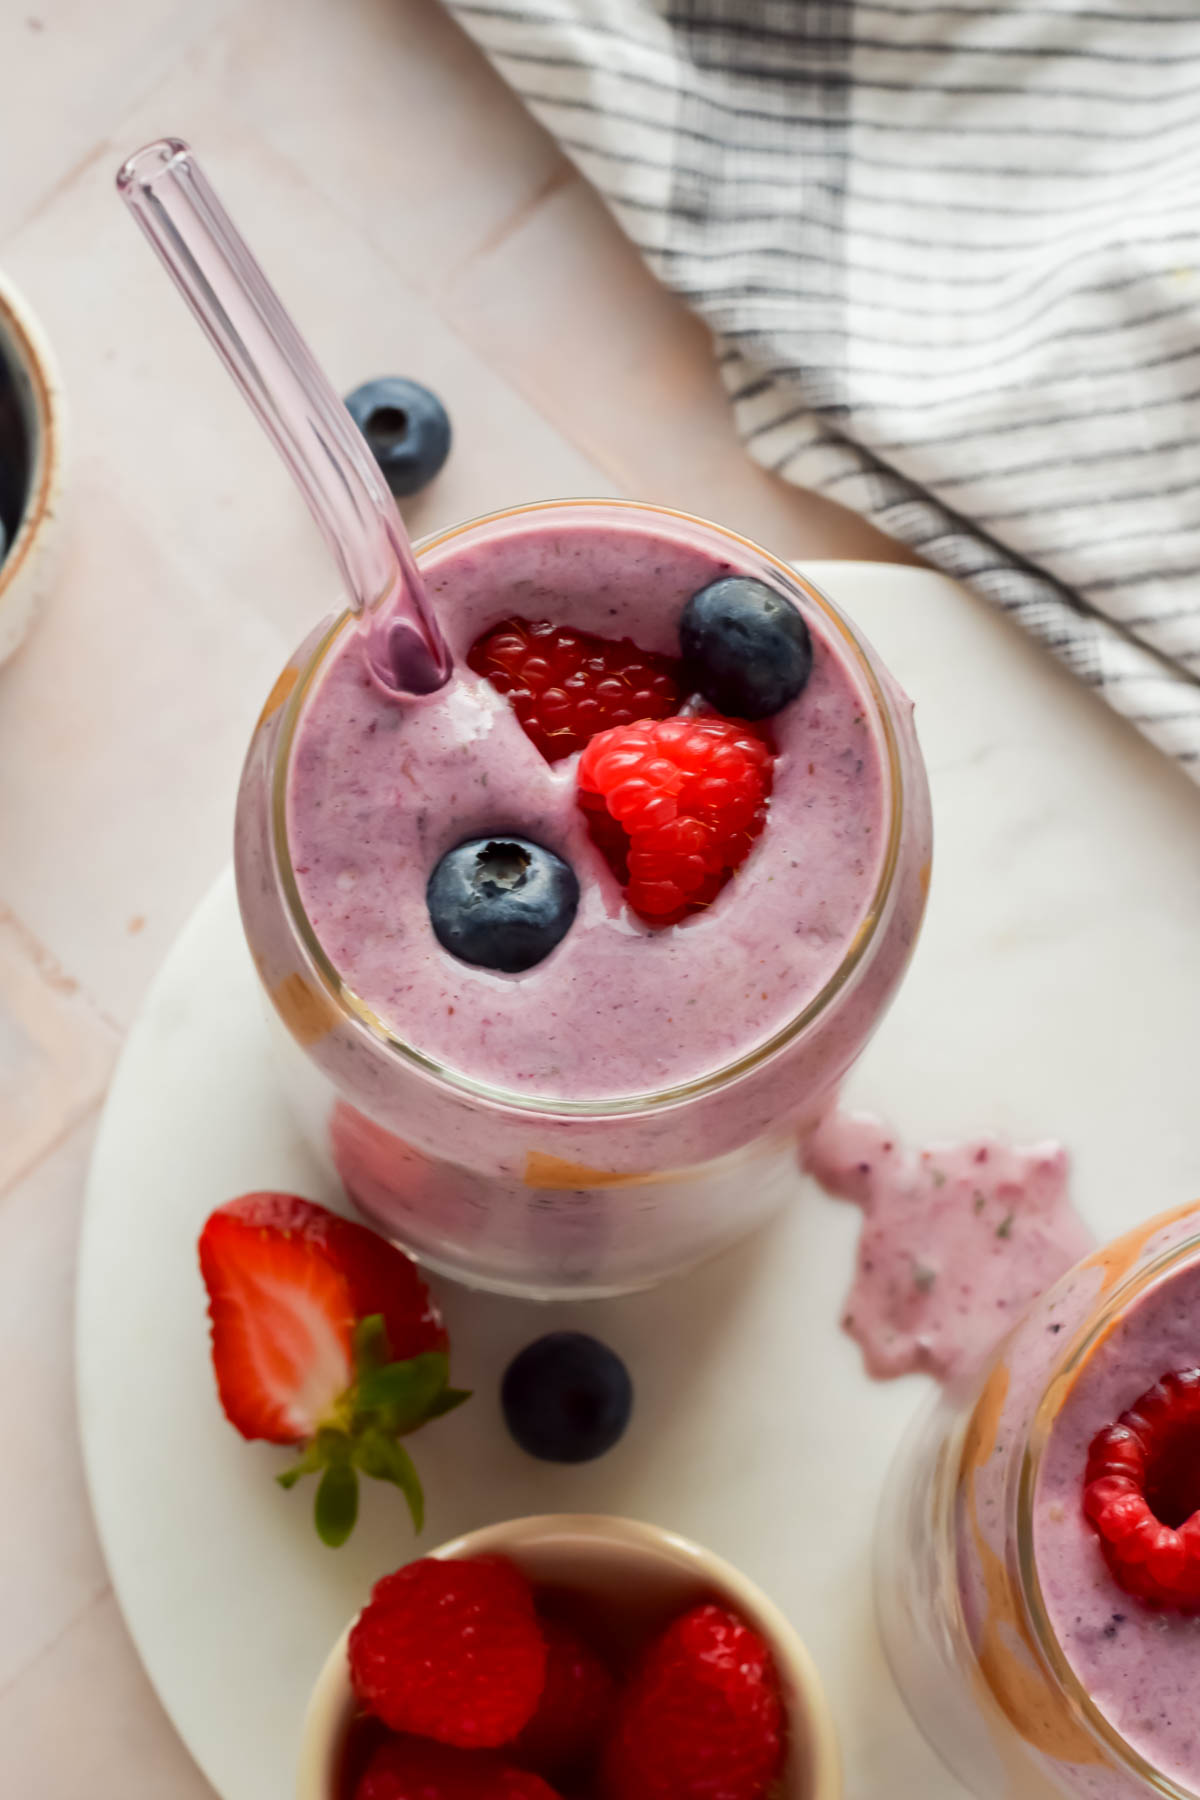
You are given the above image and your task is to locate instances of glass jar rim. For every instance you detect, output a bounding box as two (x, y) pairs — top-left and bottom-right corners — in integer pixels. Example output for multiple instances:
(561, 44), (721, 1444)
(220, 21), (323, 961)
(269, 496), (909, 1119)
(1017, 1217), (1200, 1798)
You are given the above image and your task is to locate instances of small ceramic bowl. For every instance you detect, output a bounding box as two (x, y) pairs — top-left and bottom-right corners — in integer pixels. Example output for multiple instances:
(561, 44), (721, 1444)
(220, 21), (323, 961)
(0, 269), (66, 666)
(297, 1513), (841, 1799)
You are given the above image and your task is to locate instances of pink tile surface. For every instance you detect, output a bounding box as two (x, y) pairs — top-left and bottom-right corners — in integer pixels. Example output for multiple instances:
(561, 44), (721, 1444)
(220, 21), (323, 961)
(0, 1593), (217, 1798)
(0, 1119), (109, 1692)
(192, 0), (570, 295)
(0, 0), (896, 1792)
(0, 914), (115, 1193)
(0, 475), (289, 1029)
(0, 0), (236, 241)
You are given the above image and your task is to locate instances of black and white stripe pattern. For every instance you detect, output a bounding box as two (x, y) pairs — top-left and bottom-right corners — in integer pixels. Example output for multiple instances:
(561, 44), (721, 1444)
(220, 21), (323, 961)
(448, 0), (1200, 777)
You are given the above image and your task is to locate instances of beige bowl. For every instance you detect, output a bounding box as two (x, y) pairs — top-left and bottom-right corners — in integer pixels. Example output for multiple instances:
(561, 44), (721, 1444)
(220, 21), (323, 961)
(0, 269), (66, 666)
(297, 1513), (841, 1799)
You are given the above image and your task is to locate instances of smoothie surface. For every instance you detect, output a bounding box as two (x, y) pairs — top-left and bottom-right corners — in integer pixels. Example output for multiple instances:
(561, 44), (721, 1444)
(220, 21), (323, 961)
(286, 516), (890, 1102)
(1034, 1252), (1200, 1791)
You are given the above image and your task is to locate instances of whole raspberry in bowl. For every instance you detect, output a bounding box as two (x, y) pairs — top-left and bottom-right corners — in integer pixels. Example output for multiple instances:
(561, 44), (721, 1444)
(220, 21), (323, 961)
(297, 1515), (840, 1800)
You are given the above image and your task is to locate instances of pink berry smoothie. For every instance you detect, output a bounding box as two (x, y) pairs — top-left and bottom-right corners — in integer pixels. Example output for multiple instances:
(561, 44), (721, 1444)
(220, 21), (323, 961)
(235, 500), (931, 1294)
(288, 515), (888, 1100)
(878, 1203), (1200, 1800)
(1033, 1250), (1200, 1792)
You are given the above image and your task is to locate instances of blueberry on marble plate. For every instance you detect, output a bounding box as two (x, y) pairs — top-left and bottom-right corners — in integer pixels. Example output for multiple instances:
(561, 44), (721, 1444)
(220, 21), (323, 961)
(344, 377), (452, 498)
(680, 575), (813, 719)
(427, 836), (579, 973)
(502, 1332), (633, 1463)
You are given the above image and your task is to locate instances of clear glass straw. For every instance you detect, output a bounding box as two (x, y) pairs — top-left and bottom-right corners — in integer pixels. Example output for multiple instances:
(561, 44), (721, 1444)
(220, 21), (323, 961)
(116, 137), (452, 698)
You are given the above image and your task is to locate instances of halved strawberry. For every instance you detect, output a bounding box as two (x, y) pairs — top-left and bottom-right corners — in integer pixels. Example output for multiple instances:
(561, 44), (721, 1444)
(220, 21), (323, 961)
(198, 1195), (469, 1546)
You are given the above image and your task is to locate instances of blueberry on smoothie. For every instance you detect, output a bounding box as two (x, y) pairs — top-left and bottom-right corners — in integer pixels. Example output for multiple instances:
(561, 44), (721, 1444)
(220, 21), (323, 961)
(344, 377), (451, 498)
(501, 1332), (633, 1463)
(680, 576), (813, 719)
(427, 837), (578, 973)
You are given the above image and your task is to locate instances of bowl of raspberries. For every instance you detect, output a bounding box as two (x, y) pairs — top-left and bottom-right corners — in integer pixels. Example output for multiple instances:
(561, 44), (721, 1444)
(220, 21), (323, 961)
(297, 1513), (840, 1800)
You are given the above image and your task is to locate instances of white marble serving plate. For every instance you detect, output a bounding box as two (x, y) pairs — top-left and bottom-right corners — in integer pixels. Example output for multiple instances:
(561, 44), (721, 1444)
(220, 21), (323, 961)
(77, 562), (1200, 1800)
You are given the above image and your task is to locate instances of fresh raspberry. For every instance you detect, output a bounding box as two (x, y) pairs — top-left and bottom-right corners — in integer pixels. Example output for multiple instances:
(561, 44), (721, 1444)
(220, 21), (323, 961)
(356, 1736), (562, 1800)
(578, 716), (773, 921)
(513, 1618), (615, 1779)
(468, 617), (682, 762)
(1083, 1368), (1200, 1610)
(603, 1603), (786, 1800)
(348, 1557), (547, 1748)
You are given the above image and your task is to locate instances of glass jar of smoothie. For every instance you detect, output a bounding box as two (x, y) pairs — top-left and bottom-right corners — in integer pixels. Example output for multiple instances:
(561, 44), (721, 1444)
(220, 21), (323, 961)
(876, 1201), (1200, 1800)
(234, 498), (931, 1297)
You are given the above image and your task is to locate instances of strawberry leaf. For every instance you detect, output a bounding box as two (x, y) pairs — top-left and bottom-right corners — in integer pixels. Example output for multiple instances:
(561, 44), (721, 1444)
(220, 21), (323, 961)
(355, 1428), (425, 1532)
(267, 1321), (468, 1546)
(357, 1350), (450, 1429)
(424, 1386), (473, 1421)
(352, 1312), (391, 1374)
(314, 1460), (359, 1548)
(275, 1438), (327, 1490)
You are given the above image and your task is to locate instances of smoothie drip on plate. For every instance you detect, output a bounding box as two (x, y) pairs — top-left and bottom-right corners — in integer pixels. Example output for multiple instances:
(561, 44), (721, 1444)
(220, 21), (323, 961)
(806, 1111), (1093, 1383)
(286, 517), (889, 1103)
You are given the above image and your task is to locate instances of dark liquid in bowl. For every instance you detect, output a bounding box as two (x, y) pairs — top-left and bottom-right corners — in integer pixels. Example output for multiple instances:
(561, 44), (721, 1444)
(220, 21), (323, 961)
(0, 345), (31, 555)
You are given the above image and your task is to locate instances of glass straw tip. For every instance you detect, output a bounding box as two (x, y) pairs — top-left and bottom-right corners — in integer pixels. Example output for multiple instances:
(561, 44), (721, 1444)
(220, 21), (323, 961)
(116, 137), (194, 196)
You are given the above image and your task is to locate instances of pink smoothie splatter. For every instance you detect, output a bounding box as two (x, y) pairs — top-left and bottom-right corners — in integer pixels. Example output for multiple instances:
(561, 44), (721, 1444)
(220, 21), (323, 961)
(804, 1112), (1095, 1382)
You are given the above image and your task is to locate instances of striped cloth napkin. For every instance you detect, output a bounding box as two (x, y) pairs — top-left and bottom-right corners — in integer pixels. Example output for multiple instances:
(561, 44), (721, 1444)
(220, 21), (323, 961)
(446, 1), (1200, 781)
